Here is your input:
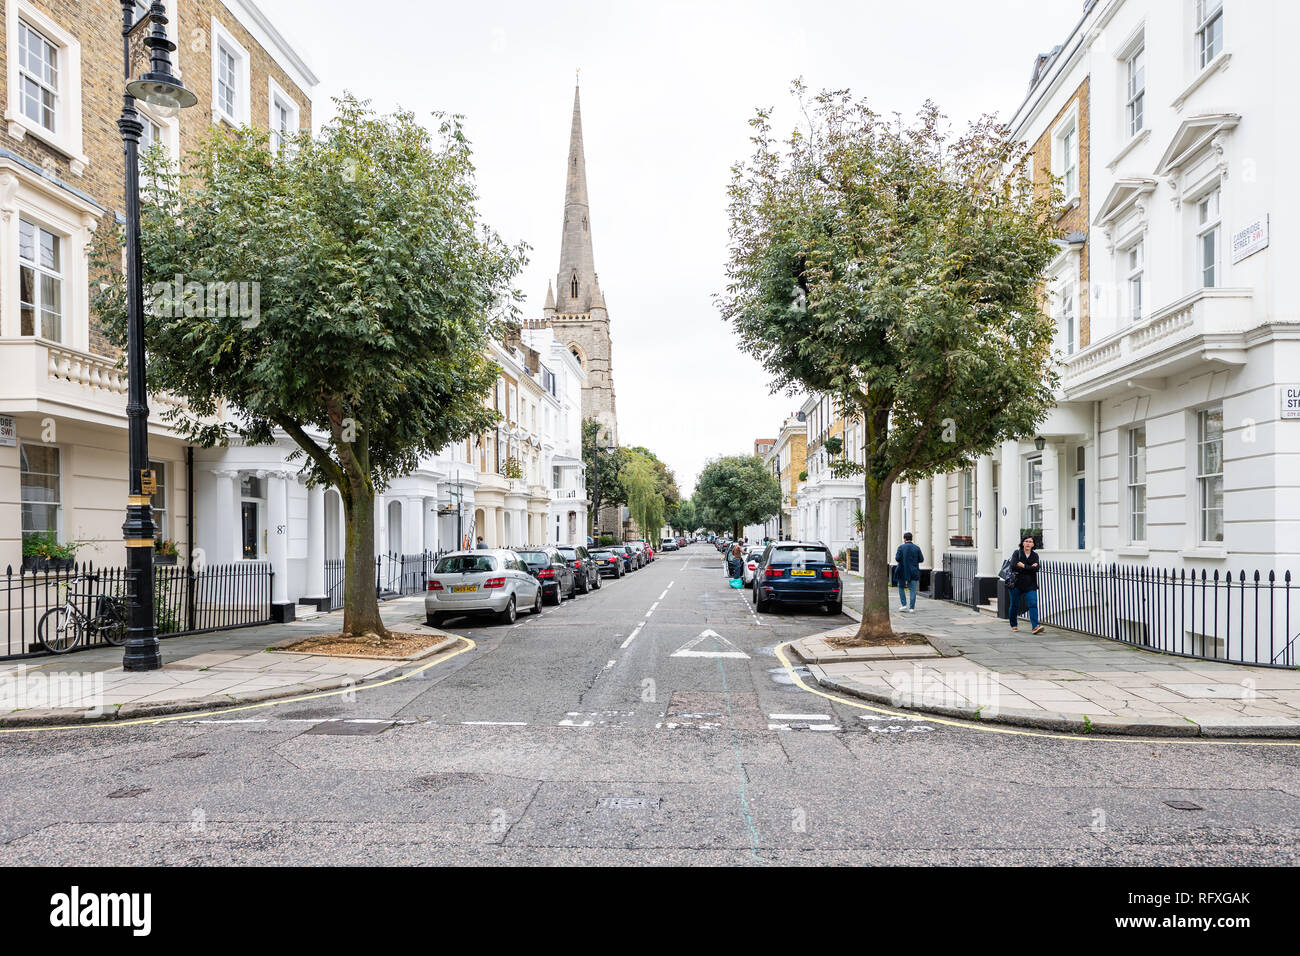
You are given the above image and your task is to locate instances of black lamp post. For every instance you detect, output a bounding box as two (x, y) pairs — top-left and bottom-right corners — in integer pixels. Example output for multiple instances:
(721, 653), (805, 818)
(119, 1), (196, 671)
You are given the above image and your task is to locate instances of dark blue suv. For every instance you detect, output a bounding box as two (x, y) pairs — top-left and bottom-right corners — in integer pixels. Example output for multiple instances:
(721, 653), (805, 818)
(753, 541), (842, 614)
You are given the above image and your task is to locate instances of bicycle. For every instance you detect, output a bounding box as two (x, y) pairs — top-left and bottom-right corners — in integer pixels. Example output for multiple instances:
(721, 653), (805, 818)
(37, 573), (128, 654)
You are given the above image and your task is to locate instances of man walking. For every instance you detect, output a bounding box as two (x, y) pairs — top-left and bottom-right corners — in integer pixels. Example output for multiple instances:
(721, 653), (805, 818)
(894, 531), (924, 613)
(475, 536), (487, 550)
(1007, 534), (1043, 633)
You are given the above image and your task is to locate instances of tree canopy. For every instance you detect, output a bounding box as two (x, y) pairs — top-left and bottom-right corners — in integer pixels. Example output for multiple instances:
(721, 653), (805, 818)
(719, 84), (1062, 636)
(693, 455), (782, 539)
(93, 95), (525, 636)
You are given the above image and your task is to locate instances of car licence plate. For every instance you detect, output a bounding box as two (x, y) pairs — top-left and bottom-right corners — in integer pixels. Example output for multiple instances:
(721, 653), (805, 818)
(791, 570), (816, 576)
(451, 585), (477, 593)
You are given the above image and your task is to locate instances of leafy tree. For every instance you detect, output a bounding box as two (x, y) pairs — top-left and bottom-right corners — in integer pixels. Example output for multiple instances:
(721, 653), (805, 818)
(720, 84), (1061, 638)
(582, 418), (628, 534)
(92, 96), (524, 639)
(671, 498), (697, 535)
(621, 451), (665, 541)
(694, 456), (781, 540)
(625, 445), (680, 517)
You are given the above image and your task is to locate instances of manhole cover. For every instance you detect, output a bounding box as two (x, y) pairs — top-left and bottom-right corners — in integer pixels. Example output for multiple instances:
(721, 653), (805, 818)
(597, 797), (660, 810)
(171, 751), (207, 759)
(1164, 800), (1204, 811)
(302, 720), (394, 736)
(107, 787), (150, 799)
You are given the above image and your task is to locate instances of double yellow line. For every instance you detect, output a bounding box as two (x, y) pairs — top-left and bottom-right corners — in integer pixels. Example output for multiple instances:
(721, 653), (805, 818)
(773, 642), (1300, 748)
(0, 637), (475, 735)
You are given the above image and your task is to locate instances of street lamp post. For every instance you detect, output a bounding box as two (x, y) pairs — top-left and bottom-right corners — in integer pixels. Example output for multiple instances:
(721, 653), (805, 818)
(119, 1), (196, 671)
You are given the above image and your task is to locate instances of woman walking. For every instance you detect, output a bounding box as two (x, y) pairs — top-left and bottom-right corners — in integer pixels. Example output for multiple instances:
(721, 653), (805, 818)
(1007, 534), (1044, 634)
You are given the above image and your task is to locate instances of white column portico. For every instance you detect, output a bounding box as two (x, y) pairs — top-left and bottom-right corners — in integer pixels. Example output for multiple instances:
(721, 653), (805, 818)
(977, 455), (997, 577)
(915, 478), (932, 569)
(267, 472), (290, 606)
(304, 484), (326, 602)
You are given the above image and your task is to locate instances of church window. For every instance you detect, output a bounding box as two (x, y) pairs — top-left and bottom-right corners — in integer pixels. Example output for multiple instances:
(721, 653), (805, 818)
(582, 216), (588, 232)
(570, 273), (579, 298)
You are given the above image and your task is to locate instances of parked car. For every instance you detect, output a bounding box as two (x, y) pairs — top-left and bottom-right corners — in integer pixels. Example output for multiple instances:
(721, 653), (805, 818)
(620, 544), (639, 571)
(743, 549), (764, 588)
(425, 550), (542, 626)
(628, 541), (651, 564)
(660, 538), (678, 552)
(517, 547), (578, 605)
(753, 541), (842, 614)
(558, 545), (601, 594)
(588, 548), (625, 578)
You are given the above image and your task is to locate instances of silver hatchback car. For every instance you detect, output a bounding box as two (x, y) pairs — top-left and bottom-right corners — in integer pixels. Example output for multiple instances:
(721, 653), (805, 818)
(424, 550), (542, 627)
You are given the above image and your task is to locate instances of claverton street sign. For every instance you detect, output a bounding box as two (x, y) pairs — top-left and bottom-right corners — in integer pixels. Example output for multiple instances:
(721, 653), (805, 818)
(1282, 384), (1300, 420)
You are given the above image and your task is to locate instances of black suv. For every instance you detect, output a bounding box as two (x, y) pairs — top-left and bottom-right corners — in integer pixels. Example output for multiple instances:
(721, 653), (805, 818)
(588, 548), (625, 578)
(516, 547), (577, 605)
(558, 545), (601, 594)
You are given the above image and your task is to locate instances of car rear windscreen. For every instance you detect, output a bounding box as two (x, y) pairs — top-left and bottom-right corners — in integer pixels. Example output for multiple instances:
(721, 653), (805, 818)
(435, 555), (497, 573)
(768, 547), (833, 565)
(517, 551), (549, 564)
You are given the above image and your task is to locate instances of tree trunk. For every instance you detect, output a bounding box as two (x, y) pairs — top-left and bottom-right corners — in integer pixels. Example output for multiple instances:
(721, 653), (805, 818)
(856, 478), (896, 640)
(338, 461), (389, 639)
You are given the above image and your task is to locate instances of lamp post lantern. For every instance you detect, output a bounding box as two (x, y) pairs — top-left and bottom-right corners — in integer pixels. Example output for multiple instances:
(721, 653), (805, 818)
(119, 1), (196, 671)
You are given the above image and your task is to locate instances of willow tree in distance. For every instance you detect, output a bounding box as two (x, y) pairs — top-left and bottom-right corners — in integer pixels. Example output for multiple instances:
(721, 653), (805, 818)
(93, 96), (525, 640)
(720, 84), (1062, 640)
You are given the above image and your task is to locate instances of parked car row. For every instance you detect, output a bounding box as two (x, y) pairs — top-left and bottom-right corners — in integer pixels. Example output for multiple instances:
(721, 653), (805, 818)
(423, 540), (661, 627)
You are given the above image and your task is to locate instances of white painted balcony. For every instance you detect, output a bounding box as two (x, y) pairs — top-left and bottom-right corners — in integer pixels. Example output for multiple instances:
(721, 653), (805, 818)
(1060, 288), (1254, 401)
(0, 337), (190, 430)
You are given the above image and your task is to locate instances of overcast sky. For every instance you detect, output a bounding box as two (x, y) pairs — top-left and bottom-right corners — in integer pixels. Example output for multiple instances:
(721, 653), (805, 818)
(261, 0), (1085, 495)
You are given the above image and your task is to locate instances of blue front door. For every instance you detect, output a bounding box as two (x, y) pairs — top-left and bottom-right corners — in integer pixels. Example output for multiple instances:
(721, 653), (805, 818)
(1076, 477), (1086, 550)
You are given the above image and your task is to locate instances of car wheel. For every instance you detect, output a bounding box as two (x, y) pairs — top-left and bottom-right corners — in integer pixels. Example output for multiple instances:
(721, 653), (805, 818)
(593, 573), (601, 590)
(532, 588), (543, 615)
(568, 579), (577, 599)
(497, 595), (517, 625)
(827, 601), (843, 616)
(755, 592), (770, 613)
(426, 613), (443, 628)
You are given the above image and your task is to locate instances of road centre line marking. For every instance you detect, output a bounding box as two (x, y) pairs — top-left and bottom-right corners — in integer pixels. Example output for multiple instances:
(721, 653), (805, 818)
(772, 641), (1300, 748)
(646, 602), (659, 616)
(658, 589), (669, 601)
(620, 623), (644, 649)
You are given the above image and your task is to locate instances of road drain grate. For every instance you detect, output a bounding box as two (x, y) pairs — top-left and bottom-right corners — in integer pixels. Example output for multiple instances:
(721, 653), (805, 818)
(171, 751), (207, 760)
(1164, 800), (1204, 811)
(107, 787), (151, 799)
(598, 797), (660, 810)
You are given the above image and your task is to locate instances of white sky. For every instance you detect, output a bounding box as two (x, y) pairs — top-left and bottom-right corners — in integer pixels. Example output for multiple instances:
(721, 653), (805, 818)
(260, 0), (1085, 495)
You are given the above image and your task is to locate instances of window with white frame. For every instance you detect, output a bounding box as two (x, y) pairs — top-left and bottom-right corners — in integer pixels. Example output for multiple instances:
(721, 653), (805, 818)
(1126, 240), (1144, 323)
(1025, 457), (1043, 531)
(1059, 280), (1077, 354)
(17, 20), (58, 133)
(211, 19), (250, 126)
(1196, 407), (1223, 543)
(149, 459), (168, 541)
(18, 218), (63, 341)
(20, 443), (60, 540)
(1127, 426), (1146, 542)
(1126, 43), (1145, 138)
(959, 469), (974, 537)
(1197, 187), (1221, 288)
(1055, 113), (1078, 200)
(1196, 0), (1223, 69)
(268, 79), (299, 154)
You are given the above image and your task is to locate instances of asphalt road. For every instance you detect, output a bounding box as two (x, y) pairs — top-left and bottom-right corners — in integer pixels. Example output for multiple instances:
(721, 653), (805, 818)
(2, 543), (1298, 865)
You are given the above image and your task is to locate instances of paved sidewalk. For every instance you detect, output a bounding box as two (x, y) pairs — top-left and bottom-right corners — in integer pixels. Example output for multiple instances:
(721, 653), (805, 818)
(817, 570), (1300, 737)
(0, 597), (436, 726)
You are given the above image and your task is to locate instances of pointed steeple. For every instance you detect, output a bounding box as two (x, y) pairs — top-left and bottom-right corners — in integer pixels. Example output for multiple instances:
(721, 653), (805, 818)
(544, 280), (556, 314)
(555, 83), (596, 314)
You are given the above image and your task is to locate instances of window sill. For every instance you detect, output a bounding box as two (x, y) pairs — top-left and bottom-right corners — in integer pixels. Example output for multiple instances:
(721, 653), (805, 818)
(1106, 128), (1151, 171)
(1178, 547), (1228, 560)
(4, 113), (88, 175)
(1116, 546), (1149, 557)
(1172, 52), (1231, 112)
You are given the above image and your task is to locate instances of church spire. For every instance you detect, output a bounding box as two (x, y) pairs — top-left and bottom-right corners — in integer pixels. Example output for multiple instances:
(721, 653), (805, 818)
(555, 83), (596, 313)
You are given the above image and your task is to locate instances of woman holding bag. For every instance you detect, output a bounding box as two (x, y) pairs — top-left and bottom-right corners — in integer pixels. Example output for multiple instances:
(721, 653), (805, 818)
(1006, 534), (1043, 633)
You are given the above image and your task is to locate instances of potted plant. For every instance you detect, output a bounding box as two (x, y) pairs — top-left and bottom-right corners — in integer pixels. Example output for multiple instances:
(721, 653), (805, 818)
(798, 470), (808, 482)
(949, 534), (974, 548)
(153, 537), (180, 565)
(22, 531), (79, 571)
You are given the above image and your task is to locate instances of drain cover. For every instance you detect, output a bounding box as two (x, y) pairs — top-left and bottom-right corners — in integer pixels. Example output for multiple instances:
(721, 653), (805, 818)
(597, 797), (660, 810)
(107, 787), (150, 799)
(1164, 800), (1204, 811)
(303, 720), (394, 736)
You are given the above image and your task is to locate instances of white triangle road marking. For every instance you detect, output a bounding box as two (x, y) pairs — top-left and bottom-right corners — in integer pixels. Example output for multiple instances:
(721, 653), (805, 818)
(670, 629), (750, 659)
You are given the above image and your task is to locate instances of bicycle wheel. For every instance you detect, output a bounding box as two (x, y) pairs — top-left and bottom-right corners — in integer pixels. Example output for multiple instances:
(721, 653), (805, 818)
(98, 597), (128, 646)
(38, 606), (85, 654)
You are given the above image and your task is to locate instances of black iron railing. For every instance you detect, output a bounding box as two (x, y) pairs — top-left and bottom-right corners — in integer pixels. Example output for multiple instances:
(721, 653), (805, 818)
(943, 552), (978, 607)
(327, 551), (446, 611)
(3, 560), (273, 661)
(1038, 562), (1296, 668)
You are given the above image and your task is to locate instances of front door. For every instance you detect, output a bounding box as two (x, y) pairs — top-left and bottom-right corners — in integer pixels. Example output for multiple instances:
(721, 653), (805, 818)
(241, 502), (260, 559)
(1076, 477), (1086, 550)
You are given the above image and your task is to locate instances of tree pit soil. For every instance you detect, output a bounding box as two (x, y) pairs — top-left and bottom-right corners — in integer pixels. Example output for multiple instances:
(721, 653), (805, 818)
(279, 631), (447, 659)
(827, 631), (933, 649)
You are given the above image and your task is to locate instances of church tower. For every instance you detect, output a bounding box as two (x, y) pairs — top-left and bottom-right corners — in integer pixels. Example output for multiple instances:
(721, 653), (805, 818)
(542, 83), (619, 450)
